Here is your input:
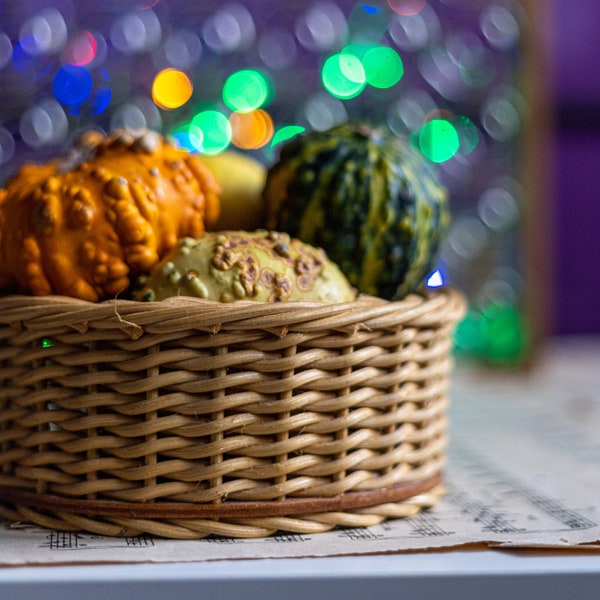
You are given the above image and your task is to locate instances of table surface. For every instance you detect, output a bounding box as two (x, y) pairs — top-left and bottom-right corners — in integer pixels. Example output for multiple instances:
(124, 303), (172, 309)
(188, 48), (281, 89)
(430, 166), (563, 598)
(1, 335), (599, 600)
(1, 549), (600, 599)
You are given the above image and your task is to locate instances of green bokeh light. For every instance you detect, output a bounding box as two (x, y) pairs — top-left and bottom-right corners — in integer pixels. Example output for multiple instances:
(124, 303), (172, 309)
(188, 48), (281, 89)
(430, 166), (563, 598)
(190, 110), (232, 155)
(271, 125), (306, 148)
(418, 119), (460, 163)
(362, 46), (404, 88)
(322, 53), (366, 99)
(480, 302), (528, 364)
(454, 309), (487, 356)
(223, 69), (270, 113)
(454, 303), (529, 367)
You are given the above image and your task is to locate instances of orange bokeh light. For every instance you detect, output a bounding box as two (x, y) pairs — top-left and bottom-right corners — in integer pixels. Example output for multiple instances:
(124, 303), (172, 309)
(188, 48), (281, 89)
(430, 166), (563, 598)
(229, 109), (274, 149)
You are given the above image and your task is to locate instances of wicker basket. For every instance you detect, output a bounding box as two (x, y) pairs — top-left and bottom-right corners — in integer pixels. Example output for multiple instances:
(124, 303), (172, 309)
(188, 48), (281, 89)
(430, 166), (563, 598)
(0, 288), (464, 539)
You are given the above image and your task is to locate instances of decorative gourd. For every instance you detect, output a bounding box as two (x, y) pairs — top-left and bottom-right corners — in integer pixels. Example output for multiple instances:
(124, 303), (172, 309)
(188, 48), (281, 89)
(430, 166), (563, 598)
(200, 150), (266, 231)
(0, 129), (220, 301)
(263, 122), (449, 299)
(133, 230), (356, 303)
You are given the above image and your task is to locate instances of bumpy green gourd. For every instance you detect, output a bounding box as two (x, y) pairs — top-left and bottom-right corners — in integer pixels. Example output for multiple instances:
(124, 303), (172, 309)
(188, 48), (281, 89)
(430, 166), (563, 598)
(263, 122), (449, 299)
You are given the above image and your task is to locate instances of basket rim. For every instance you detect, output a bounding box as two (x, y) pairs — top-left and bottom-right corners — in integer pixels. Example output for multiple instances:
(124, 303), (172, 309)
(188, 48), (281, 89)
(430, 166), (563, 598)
(0, 286), (462, 309)
(0, 474), (441, 519)
(0, 287), (466, 338)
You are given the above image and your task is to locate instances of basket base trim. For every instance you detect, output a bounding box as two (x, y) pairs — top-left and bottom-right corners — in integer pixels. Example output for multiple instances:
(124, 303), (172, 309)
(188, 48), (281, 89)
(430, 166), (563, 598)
(0, 473), (441, 520)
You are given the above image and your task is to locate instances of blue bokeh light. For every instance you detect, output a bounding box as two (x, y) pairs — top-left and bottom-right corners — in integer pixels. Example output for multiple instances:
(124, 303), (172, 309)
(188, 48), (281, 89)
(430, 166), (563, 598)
(52, 64), (93, 108)
(91, 68), (112, 115)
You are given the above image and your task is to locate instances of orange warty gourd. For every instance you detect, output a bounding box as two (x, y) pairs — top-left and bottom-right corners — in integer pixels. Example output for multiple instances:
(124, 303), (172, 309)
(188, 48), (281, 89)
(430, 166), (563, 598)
(0, 129), (220, 301)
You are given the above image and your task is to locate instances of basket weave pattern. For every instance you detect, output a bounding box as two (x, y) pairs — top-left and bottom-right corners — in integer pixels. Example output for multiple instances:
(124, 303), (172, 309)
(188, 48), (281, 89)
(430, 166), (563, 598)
(0, 289), (464, 539)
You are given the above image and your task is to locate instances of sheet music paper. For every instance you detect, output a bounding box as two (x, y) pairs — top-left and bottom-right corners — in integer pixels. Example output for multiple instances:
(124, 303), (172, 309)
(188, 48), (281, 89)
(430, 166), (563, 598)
(1, 338), (599, 565)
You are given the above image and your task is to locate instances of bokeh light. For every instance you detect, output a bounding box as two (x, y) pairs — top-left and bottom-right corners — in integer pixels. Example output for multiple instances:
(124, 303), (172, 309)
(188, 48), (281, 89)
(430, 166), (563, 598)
(455, 115), (479, 155)
(477, 271), (521, 308)
(111, 96), (161, 131)
(387, 89), (436, 135)
(426, 269), (445, 288)
(88, 32), (108, 68)
(111, 104), (148, 131)
(446, 217), (489, 260)
(11, 40), (52, 80)
(362, 45), (404, 88)
(387, 0), (427, 16)
(229, 109), (274, 150)
(388, 5), (440, 52)
(91, 68), (112, 115)
(170, 126), (200, 152)
(203, 5), (255, 54)
(304, 92), (348, 131)
(360, 5), (379, 16)
(477, 186), (519, 231)
(271, 125), (306, 148)
(322, 52), (366, 99)
(20, 8), (67, 56)
(53, 64), (93, 108)
(479, 302), (528, 365)
(64, 31), (97, 66)
(0, 129), (15, 165)
(449, 32), (496, 89)
(418, 118), (460, 163)
(347, 3), (388, 44)
(164, 30), (202, 70)
(454, 309), (487, 357)
(480, 5), (520, 50)
(419, 44), (467, 101)
(295, 3), (346, 52)
(111, 9), (161, 55)
(223, 69), (270, 113)
(152, 68), (193, 110)
(20, 98), (68, 148)
(190, 110), (232, 155)
(258, 29), (297, 70)
(481, 92), (521, 141)
(0, 33), (13, 70)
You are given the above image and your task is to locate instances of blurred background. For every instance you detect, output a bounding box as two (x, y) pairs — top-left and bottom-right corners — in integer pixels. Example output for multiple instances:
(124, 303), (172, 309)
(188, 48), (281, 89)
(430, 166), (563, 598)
(549, 0), (600, 337)
(0, 0), (597, 365)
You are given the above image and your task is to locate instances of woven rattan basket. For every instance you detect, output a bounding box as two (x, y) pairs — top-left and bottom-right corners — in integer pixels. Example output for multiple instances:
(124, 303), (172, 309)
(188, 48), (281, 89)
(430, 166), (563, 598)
(0, 288), (464, 539)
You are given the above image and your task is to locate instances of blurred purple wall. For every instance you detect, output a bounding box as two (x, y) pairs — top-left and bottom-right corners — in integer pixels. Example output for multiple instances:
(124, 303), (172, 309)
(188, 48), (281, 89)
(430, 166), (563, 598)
(550, 1), (600, 334)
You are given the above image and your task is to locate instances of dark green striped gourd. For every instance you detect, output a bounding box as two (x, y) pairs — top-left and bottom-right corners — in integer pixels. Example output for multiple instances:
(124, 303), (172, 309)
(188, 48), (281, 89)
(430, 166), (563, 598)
(263, 121), (450, 299)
